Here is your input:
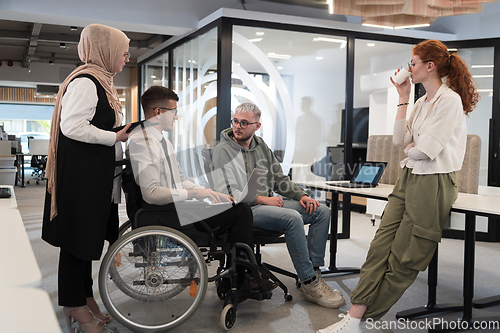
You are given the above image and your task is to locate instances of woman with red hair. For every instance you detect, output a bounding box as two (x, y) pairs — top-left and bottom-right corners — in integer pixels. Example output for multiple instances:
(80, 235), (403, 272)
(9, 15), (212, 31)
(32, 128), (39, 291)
(318, 39), (479, 333)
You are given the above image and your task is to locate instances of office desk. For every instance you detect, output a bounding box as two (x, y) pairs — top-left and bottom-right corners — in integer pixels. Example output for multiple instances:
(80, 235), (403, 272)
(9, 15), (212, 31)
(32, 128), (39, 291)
(296, 181), (393, 274)
(0, 287), (62, 333)
(297, 181), (500, 331)
(0, 209), (42, 288)
(0, 185), (17, 209)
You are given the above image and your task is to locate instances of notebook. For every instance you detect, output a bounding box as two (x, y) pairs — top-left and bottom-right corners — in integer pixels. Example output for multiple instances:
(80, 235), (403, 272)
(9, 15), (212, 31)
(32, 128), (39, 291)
(326, 161), (387, 188)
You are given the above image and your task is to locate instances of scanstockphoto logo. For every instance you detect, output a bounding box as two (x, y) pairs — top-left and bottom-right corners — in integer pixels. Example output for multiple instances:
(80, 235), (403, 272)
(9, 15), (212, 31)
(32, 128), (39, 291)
(365, 318), (500, 331)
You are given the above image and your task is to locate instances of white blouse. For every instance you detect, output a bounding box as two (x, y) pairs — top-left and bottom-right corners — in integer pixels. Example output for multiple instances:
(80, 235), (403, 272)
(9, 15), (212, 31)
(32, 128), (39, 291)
(393, 83), (467, 175)
(60, 77), (117, 146)
(60, 77), (123, 203)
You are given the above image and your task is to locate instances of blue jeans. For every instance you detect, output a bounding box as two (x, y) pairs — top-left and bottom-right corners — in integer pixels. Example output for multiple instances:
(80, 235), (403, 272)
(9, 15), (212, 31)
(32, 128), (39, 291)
(251, 200), (330, 281)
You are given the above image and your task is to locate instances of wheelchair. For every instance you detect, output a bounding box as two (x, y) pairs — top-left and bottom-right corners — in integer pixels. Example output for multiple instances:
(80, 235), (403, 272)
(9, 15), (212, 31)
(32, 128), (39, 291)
(98, 160), (287, 332)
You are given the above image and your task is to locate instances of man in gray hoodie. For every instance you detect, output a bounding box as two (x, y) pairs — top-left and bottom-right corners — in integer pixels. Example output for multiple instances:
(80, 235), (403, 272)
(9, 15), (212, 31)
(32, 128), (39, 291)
(212, 102), (345, 309)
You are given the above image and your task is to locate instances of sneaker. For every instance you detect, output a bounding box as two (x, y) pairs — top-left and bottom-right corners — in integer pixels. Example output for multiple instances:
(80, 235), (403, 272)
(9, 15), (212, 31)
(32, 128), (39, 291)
(315, 270), (343, 297)
(300, 277), (346, 308)
(317, 313), (363, 333)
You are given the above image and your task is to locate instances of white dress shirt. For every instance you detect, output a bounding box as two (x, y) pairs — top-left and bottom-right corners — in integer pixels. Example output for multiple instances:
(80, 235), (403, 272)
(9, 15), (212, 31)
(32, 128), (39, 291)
(127, 124), (204, 205)
(393, 83), (467, 174)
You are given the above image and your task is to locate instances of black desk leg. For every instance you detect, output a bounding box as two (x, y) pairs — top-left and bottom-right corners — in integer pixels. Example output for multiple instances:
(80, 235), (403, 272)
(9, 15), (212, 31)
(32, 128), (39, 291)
(473, 296), (500, 308)
(396, 246), (462, 320)
(21, 155), (25, 187)
(429, 213), (476, 333)
(322, 191), (360, 277)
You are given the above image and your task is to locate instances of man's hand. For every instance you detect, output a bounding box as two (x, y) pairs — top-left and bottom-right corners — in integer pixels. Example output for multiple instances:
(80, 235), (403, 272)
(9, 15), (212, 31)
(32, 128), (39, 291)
(188, 188), (233, 203)
(300, 195), (319, 215)
(256, 195), (284, 207)
(214, 191), (234, 203)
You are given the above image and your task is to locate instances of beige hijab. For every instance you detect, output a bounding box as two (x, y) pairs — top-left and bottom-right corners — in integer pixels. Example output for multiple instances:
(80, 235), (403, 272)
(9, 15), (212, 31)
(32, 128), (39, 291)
(46, 24), (130, 220)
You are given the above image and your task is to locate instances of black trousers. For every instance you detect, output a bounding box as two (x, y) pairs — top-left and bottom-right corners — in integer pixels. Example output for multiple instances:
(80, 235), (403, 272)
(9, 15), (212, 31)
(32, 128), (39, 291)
(140, 202), (254, 286)
(139, 202), (254, 248)
(202, 203), (254, 248)
(58, 250), (93, 307)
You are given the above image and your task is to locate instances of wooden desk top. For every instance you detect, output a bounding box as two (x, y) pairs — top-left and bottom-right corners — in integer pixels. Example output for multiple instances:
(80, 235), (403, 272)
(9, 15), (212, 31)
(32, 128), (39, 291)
(297, 181), (500, 217)
(0, 287), (62, 333)
(0, 209), (42, 288)
(0, 185), (17, 210)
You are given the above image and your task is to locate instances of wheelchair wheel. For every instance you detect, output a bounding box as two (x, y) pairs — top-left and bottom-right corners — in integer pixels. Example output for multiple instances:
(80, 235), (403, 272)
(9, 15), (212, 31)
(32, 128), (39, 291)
(220, 304), (236, 331)
(118, 220), (132, 237)
(99, 226), (208, 332)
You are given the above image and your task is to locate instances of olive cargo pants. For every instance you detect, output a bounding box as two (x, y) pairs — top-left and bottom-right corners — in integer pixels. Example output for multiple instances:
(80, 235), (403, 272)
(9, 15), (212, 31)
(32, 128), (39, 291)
(350, 167), (458, 320)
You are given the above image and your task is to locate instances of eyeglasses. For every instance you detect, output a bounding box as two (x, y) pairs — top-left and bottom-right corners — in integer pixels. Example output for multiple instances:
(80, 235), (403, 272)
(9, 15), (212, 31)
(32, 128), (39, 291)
(407, 60), (427, 71)
(230, 119), (258, 129)
(157, 106), (178, 116)
(123, 52), (131, 61)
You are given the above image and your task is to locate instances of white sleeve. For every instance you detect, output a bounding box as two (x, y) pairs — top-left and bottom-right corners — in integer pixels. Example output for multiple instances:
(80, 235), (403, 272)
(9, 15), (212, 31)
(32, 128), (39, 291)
(60, 78), (116, 146)
(408, 147), (429, 160)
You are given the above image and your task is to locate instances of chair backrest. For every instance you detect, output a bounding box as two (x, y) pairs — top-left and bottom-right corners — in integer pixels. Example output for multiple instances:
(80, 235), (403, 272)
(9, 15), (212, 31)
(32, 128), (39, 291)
(366, 135), (405, 186)
(28, 138), (50, 156)
(366, 134), (481, 194)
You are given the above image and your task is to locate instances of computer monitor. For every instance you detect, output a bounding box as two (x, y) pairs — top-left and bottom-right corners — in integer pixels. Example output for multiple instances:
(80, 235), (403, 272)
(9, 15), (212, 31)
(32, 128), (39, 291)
(340, 107), (369, 144)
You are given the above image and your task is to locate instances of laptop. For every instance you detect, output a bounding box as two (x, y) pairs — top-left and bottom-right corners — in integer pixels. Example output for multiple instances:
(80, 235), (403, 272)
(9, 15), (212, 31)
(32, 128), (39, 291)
(178, 168), (267, 225)
(210, 168), (268, 205)
(326, 161), (387, 188)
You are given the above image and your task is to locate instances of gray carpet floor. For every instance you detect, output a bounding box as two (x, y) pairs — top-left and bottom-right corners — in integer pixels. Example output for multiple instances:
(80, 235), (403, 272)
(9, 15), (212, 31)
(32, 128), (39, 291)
(14, 182), (500, 332)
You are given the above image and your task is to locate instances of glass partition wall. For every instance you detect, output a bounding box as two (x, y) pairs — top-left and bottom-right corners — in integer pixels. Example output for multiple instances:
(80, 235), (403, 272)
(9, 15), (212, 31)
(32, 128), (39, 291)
(231, 26), (347, 179)
(140, 17), (500, 240)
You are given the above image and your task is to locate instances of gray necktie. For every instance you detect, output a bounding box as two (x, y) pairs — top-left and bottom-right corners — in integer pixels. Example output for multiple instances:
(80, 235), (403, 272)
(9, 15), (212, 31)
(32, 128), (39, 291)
(160, 137), (176, 189)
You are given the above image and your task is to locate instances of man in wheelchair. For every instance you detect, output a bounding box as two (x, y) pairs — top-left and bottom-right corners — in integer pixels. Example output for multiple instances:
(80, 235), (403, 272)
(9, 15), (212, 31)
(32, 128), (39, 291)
(127, 85), (277, 303)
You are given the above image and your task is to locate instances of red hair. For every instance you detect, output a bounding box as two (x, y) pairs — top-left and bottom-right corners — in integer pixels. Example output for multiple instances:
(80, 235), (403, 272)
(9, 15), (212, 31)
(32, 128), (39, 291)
(412, 39), (479, 116)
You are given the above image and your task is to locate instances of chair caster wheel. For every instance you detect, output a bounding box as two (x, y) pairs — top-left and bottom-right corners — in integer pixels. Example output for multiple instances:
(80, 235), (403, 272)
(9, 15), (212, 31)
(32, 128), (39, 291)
(295, 280), (301, 288)
(220, 304), (236, 330)
(285, 293), (293, 301)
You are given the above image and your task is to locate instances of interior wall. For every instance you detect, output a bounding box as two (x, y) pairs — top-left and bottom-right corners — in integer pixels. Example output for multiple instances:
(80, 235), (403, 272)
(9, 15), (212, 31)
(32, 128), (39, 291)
(0, 61), (131, 89)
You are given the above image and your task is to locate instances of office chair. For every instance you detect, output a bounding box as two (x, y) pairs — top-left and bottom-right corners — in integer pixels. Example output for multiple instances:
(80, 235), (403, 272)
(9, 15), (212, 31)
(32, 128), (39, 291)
(27, 137), (48, 185)
(201, 148), (298, 299)
(99, 159), (277, 331)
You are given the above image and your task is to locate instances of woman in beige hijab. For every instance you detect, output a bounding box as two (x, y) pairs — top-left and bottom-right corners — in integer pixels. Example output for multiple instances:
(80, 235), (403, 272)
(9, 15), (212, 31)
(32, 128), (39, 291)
(42, 23), (131, 333)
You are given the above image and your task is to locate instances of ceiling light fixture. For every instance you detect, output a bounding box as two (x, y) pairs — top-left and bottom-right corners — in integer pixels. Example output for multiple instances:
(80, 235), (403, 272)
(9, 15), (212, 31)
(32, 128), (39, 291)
(313, 37), (345, 43)
(362, 23), (394, 29)
(367, 43), (375, 47)
(472, 75), (494, 78)
(70, 26), (78, 31)
(471, 65), (494, 68)
(327, 0), (498, 29)
(248, 38), (263, 43)
(60, 43), (66, 48)
(267, 52), (292, 60)
(395, 24), (431, 29)
(256, 32), (265, 36)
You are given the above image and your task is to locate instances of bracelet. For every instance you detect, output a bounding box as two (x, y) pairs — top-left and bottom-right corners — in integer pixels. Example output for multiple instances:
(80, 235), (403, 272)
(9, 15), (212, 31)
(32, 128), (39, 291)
(397, 102), (409, 107)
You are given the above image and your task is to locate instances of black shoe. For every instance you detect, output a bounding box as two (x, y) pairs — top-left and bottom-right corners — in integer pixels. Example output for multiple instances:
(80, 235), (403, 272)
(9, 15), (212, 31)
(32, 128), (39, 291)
(246, 272), (279, 294)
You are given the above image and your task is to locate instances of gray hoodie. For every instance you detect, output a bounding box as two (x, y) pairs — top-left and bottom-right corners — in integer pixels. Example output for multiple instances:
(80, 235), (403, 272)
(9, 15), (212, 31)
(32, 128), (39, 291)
(211, 128), (306, 205)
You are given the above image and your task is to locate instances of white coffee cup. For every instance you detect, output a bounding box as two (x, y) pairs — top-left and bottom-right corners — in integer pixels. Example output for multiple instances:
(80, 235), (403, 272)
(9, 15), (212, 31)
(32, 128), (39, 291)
(393, 67), (410, 85)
